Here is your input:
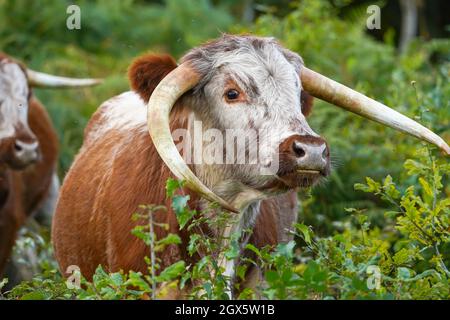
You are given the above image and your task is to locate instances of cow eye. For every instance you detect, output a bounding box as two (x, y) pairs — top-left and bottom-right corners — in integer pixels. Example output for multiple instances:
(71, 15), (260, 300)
(225, 89), (239, 101)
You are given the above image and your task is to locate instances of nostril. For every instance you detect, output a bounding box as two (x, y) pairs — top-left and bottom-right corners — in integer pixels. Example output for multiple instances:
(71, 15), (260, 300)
(14, 142), (23, 152)
(292, 142), (306, 158)
(322, 146), (329, 159)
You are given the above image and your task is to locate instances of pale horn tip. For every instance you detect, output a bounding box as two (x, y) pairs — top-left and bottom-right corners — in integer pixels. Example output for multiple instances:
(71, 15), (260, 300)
(26, 69), (104, 88)
(435, 137), (450, 156)
(442, 144), (450, 156)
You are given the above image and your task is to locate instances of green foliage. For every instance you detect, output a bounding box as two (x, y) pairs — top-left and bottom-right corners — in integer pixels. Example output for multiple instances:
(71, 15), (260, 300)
(4, 151), (449, 300)
(0, 0), (234, 176)
(236, 147), (448, 300)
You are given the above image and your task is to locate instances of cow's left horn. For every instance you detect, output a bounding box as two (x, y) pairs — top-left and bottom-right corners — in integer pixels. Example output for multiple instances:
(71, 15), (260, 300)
(147, 63), (238, 213)
(301, 67), (450, 156)
(26, 69), (102, 88)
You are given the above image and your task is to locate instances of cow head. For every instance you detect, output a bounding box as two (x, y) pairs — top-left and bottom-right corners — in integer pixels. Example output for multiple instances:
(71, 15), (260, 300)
(0, 53), (101, 171)
(130, 35), (449, 212)
(0, 56), (38, 170)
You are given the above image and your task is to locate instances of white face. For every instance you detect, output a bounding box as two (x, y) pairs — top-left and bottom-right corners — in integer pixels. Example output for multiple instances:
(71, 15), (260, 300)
(183, 37), (321, 191)
(0, 61), (30, 141)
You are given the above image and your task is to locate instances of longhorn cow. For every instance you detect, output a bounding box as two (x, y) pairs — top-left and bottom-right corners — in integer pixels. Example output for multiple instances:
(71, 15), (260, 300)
(52, 35), (449, 297)
(0, 53), (101, 278)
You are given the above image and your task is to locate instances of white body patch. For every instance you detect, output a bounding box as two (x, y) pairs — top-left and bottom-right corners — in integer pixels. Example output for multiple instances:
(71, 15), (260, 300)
(87, 91), (148, 141)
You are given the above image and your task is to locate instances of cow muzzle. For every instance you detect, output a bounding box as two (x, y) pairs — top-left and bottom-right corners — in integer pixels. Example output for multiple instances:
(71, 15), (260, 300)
(277, 135), (330, 188)
(12, 139), (40, 168)
(3, 134), (41, 170)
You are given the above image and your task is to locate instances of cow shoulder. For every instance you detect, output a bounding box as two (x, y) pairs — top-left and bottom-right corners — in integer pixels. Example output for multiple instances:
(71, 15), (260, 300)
(84, 53), (178, 144)
(83, 91), (147, 145)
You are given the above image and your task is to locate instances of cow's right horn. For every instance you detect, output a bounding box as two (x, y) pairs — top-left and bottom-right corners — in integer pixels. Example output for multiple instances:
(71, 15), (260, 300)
(301, 67), (450, 156)
(147, 63), (238, 213)
(27, 69), (102, 88)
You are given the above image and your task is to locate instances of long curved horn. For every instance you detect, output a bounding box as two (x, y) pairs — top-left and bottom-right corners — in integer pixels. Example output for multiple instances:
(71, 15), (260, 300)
(27, 69), (102, 88)
(147, 63), (238, 213)
(301, 67), (450, 156)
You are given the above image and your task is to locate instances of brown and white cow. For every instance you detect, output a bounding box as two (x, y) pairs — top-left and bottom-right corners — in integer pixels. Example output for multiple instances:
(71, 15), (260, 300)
(52, 35), (449, 297)
(0, 53), (101, 278)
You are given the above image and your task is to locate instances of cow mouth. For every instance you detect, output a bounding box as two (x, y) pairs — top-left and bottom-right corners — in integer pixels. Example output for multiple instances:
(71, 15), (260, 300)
(5, 155), (40, 171)
(258, 168), (328, 191)
(296, 169), (321, 174)
(278, 169), (326, 189)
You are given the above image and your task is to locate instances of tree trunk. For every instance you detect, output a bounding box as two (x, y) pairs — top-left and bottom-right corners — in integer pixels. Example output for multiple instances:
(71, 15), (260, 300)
(399, 0), (419, 53)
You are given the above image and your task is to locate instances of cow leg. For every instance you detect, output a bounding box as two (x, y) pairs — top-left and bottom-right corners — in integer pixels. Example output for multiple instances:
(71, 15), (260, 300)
(0, 209), (21, 282)
(241, 264), (266, 298)
(33, 172), (59, 227)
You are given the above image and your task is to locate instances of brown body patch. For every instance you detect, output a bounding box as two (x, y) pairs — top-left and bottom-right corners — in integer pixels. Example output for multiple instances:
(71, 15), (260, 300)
(53, 51), (301, 297)
(52, 102), (195, 277)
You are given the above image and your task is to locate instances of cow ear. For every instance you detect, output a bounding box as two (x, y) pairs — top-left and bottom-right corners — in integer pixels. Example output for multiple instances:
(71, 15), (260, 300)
(301, 90), (314, 117)
(128, 54), (177, 102)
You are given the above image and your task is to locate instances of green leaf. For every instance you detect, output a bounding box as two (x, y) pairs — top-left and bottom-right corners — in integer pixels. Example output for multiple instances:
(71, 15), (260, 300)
(131, 225), (151, 245)
(383, 175), (400, 199)
(203, 282), (212, 297)
(418, 177), (433, 198)
(366, 177), (381, 193)
(397, 267), (411, 280)
(274, 241), (295, 259)
(125, 272), (151, 292)
(156, 261), (186, 282)
(165, 178), (184, 198)
(180, 271), (191, 290)
(20, 290), (51, 300)
(392, 248), (411, 266)
(245, 243), (261, 257)
(188, 234), (201, 256)
(110, 273), (123, 287)
(156, 234), (182, 246)
(236, 265), (247, 281)
(303, 261), (328, 292)
(172, 195), (190, 214)
(171, 195), (196, 229)
(265, 270), (279, 284)
(354, 183), (370, 192)
(224, 233), (240, 260)
(295, 223), (312, 245)
(404, 159), (427, 176)
(175, 209), (196, 230)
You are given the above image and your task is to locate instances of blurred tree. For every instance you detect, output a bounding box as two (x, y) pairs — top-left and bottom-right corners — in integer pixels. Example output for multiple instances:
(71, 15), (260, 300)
(399, 0), (419, 53)
(0, 0), (234, 174)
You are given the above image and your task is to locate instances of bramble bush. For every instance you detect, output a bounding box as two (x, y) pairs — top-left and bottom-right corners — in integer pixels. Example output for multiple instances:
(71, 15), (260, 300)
(2, 148), (449, 300)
